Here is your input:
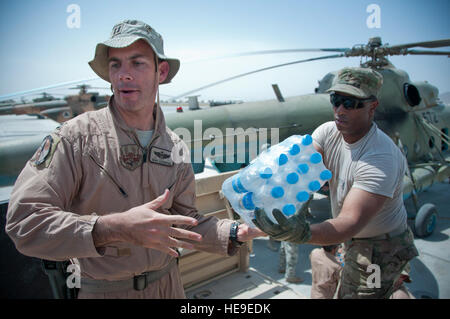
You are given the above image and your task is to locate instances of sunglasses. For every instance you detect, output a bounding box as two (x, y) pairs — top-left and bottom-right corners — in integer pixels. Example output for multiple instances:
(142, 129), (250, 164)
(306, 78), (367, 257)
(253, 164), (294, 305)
(330, 92), (373, 110)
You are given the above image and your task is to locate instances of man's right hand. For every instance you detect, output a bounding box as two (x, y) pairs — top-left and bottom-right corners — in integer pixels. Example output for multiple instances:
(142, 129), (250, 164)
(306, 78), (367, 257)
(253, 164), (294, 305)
(93, 189), (202, 257)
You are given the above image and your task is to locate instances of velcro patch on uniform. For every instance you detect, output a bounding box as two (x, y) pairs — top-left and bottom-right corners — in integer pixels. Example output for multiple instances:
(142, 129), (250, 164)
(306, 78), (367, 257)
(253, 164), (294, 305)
(120, 144), (143, 170)
(149, 146), (173, 166)
(31, 135), (60, 167)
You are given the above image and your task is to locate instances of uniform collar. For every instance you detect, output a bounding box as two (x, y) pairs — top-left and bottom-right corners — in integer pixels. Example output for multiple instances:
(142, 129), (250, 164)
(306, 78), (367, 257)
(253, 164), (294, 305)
(107, 95), (167, 143)
(343, 122), (377, 149)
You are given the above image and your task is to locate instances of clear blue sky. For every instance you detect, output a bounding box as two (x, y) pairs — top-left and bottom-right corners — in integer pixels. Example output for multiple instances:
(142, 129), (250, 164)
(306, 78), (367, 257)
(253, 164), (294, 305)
(0, 0), (449, 101)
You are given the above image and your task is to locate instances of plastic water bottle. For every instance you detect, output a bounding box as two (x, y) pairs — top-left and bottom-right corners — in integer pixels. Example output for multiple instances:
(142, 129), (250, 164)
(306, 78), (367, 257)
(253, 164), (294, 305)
(221, 176), (242, 210)
(221, 134), (332, 228)
(237, 192), (258, 227)
(232, 161), (275, 194)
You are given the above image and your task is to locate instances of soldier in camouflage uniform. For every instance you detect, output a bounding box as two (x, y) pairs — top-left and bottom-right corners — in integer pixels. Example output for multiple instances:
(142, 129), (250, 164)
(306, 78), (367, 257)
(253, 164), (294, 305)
(253, 67), (418, 299)
(278, 241), (303, 283)
(338, 229), (417, 298)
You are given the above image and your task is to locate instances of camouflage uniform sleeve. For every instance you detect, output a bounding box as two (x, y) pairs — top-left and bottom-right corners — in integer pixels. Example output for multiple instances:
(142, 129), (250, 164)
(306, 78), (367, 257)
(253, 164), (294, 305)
(169, 162), (234, 256)
(5, 133), (103, 261)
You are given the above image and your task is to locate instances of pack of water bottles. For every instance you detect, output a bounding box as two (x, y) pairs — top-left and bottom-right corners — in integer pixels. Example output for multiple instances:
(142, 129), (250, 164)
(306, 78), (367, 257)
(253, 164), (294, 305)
(221, 134), (332, 228)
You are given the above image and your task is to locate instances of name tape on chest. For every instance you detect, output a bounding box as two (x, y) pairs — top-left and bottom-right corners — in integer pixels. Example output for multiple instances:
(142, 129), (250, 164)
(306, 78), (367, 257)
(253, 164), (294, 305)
(149, 146), (173, 167)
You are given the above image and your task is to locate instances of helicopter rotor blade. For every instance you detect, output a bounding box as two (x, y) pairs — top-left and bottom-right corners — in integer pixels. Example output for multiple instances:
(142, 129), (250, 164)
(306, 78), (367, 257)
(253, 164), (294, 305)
(405, 49), (450, 56)
(185, 48), (349, 63)
(226, 48), (349, 57)
(389, 39), (450, 50)
(67, 86), (109, 90)
(173, 53), (345, 99)
(0, 77), (100, 101)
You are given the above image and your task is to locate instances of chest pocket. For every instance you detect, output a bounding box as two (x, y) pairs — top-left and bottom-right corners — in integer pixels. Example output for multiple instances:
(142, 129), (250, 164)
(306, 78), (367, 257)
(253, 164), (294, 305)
(145, 161), (181, 212)
(87, 150), (129, 198)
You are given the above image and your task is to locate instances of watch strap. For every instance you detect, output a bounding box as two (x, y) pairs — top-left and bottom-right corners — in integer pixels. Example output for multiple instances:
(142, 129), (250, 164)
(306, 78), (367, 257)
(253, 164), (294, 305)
(230, 221), (243, 246)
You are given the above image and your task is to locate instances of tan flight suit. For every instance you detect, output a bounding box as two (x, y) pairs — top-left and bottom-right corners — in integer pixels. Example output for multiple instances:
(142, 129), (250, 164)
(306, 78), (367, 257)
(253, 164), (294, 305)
(5, 100), (235, 298)
(310, 248), (342, 299)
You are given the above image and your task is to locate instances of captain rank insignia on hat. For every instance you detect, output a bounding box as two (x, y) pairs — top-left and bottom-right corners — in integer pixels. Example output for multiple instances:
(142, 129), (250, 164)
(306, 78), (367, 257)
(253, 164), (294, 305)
(112, 24), (123, 37)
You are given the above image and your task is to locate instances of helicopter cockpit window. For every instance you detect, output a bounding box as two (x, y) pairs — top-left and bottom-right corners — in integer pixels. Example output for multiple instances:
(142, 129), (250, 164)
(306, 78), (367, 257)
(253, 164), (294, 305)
(403, 83), (421, 107)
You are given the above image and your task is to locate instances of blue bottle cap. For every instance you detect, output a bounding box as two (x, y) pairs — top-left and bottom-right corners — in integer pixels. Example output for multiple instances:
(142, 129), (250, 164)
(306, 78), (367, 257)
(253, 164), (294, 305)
(297, 163), (309, 174)
(310, 152), (322, 164)
(278, 153), (288, 166)
(286, 172), (299, 184)
(232, 176), (248, 193)
(242, 192), (255, 210)
(282, 204), (296, 216)
(259, 167), (273, 179)
(271, 186), (285, 198)
(302, 134), (313, 146)
(320, 169), (332, 181)
(309, 180), (321, 192)
(289, 144), (300, 155)
(296, 191), (310, 202)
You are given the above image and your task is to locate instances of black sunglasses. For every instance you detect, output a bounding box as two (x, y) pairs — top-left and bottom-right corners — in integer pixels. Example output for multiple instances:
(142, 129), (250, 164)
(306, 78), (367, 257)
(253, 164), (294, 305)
(330, 92), (374, 110)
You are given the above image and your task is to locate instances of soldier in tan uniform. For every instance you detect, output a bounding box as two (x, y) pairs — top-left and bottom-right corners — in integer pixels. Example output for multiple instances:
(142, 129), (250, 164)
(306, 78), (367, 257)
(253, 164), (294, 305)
(310, 245), (342, 299)
(5, 20), (265, 299)
(253, 67), (418, 299)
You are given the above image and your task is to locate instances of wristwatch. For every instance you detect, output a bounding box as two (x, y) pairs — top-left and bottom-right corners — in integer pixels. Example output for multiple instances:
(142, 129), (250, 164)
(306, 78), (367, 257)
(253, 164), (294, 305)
(229, 221), (243, 246)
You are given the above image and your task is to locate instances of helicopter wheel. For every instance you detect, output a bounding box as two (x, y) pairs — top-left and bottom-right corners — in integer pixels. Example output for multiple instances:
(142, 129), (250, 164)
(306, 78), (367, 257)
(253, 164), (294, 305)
(414, 203), (438, 238)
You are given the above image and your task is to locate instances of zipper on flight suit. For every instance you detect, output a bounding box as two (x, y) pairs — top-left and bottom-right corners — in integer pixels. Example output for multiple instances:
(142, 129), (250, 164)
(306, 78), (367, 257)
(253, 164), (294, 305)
(143, 149), (147, 163)
(89, 154), (128, 198)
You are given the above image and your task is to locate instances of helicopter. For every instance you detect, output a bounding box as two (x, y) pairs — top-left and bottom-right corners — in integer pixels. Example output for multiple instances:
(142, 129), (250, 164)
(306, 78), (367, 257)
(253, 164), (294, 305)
(161, 36), (450, 238)
(1, 36), (449, 237)
(0, 84), (110, 123)
(0, 36), (448, 298)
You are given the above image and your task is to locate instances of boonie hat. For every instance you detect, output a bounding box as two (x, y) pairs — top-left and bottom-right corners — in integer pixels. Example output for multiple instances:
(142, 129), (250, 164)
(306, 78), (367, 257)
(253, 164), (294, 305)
(89, 20), (180, 84)
(327, 67), (383, 99)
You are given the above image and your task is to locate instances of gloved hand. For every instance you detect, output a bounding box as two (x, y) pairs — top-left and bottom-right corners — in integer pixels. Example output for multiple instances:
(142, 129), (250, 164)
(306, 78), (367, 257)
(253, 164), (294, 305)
(252, 195), (313, 244)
